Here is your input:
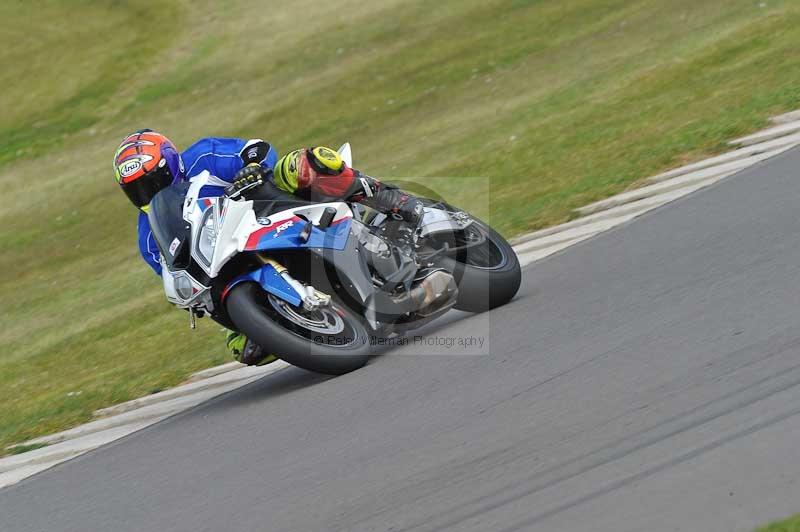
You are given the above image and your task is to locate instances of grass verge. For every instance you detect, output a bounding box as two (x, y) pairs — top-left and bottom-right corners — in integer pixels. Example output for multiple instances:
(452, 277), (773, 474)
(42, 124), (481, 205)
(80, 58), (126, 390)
(758, 515), (800, 532)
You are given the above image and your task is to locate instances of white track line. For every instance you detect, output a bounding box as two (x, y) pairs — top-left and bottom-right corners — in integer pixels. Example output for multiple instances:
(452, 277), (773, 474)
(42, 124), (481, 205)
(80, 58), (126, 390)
(650, 133), (800, 183)
(729, 119), (800, 147)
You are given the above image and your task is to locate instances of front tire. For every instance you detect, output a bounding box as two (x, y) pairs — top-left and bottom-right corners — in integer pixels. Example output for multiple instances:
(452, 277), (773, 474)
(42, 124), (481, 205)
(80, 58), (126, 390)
(226, 283), (371, 375)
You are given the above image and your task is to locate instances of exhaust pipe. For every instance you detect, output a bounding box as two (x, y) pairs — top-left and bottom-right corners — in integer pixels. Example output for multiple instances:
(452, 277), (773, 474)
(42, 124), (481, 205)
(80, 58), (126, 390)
(368, 270), (458, 323)
(404, 270), (458, 312)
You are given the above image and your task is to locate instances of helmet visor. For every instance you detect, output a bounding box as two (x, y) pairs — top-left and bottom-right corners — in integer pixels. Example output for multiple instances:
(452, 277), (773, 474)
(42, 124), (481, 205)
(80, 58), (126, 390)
(120, 163), (174, 210)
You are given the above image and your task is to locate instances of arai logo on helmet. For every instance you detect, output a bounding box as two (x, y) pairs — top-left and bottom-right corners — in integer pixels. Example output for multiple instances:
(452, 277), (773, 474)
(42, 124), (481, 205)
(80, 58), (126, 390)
(117, 155), (154, 179)
(118, 159), (142, 178)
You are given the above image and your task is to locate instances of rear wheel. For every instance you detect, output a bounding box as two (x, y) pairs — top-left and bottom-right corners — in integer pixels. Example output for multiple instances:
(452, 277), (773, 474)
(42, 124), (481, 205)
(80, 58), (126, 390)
(226, 283), (371, 375)
(431, 219), (521, 312)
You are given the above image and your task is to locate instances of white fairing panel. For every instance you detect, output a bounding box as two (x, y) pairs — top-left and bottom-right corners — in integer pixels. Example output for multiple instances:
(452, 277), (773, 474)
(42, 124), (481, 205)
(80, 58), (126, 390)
(162, 259), (179, 301)
(209, 199), (259, 277)
(338, 143), (353, 167)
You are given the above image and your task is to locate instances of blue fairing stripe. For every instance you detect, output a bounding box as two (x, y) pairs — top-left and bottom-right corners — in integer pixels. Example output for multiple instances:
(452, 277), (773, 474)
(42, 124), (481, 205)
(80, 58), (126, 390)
(249, 218), (352, 252)
(223, 264), (303, 307)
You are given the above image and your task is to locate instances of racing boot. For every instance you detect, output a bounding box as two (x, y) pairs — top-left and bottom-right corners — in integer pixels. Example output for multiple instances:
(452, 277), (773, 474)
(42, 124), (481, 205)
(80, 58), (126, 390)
(226, 331), (279, 366)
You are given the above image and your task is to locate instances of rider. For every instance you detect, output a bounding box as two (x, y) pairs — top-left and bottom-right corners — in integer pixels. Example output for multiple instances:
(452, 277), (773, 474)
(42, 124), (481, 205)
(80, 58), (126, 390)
(114, 130), (423, 366)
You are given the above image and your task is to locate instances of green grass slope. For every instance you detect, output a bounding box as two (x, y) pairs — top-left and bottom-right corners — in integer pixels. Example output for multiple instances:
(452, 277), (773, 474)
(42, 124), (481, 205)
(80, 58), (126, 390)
(2, 0), (800, 452)
(759, 514), (800, 532)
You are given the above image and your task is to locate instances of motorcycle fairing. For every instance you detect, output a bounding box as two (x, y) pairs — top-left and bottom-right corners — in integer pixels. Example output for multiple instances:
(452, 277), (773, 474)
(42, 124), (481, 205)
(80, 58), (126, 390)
(243, 212), (352, 252)
(182, 172), (355, 278)
(222, 263), (303, 307)
(148, 183), (193, 270)
(197, 198), (214, 212)
(224, 222), (374, 311)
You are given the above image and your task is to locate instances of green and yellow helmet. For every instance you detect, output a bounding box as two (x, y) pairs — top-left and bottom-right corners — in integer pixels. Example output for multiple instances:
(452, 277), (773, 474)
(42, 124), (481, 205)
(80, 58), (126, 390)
(273, 147), (345, 193)
(273, 149), (302, 193)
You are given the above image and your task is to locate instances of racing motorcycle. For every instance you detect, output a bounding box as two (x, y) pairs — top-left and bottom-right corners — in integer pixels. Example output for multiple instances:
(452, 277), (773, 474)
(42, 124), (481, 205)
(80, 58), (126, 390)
(148, 144), (521, 375)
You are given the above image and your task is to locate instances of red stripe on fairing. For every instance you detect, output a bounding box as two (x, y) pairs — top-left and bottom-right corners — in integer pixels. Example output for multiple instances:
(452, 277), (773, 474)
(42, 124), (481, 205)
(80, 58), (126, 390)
(244, 228), (270, 249)
(244, 215), (303, 249)
(221, 282), (235, 302)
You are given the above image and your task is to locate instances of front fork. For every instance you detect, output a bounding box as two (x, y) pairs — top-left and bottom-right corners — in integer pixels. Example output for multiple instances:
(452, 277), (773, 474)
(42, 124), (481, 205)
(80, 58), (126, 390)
(257, 255), (331, 311)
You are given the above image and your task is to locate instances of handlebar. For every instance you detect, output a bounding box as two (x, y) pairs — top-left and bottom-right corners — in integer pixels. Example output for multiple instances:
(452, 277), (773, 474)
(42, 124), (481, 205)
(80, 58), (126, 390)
(224, 177), (264, 200)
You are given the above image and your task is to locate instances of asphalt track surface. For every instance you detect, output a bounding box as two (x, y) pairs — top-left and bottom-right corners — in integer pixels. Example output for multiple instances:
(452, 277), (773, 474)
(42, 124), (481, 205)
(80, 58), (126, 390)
(4, 150), (800, 532)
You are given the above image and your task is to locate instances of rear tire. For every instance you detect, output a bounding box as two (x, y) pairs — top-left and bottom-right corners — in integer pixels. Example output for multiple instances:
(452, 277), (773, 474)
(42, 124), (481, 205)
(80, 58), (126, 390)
(435, 220), (521, 313)
(226, 283), (371, 375)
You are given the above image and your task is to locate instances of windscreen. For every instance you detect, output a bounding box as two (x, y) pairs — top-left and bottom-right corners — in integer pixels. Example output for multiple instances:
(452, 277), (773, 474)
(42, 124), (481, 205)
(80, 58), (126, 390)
(147, 182), (193, 270)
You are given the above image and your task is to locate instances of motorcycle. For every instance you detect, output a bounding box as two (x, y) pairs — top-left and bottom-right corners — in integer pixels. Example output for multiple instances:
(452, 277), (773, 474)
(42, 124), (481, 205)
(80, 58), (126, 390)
(148, 144), (521, 375)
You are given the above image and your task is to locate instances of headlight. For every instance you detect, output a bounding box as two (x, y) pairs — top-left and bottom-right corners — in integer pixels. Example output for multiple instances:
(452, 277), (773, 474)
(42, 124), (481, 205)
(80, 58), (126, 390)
(173, 272), (194, 300)
(196, 208), (218, 266)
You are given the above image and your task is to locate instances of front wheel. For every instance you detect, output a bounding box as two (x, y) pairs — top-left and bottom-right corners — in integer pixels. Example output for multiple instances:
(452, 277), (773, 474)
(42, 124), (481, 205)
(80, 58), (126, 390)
(433, 219), (521, 312)
(226, 283), (371, 375)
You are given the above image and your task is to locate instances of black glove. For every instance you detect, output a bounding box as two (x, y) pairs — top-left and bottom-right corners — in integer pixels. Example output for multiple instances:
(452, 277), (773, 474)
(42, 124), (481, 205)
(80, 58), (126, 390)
(372, 187), (424, 227)
(226, 163), (268, 197)
(344, 172), (424, 227)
